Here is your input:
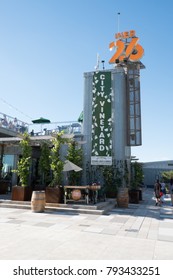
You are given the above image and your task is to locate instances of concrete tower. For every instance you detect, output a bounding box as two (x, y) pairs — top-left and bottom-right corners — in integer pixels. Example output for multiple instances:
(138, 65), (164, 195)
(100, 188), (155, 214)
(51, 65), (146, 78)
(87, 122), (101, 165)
(82, 29), (144, 185)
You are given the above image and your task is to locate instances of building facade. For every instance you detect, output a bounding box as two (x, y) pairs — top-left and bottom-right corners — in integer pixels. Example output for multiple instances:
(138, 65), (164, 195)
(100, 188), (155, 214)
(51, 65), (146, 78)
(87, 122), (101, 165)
(143, 160), (173, 187)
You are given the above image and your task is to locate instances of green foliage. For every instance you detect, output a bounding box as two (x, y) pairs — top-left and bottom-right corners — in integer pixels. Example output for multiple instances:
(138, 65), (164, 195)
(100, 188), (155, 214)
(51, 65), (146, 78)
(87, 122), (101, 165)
(38, 142), (51, 185)
(66, 140), (83, 185)
(103, 164), (123, 197)
(130, 161), (143, 189)
(13, 133), (32, 187)
(161, 171), (173, 183)
(124, 160), (130, 187)
(49, 132), (69, 186)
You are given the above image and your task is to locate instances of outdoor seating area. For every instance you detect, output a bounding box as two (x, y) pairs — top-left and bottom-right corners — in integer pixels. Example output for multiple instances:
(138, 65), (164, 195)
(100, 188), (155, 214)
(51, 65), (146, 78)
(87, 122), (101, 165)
(29, 120), (82, 136)
(64, 185), (101, 205)
(0, 184), (103, 204)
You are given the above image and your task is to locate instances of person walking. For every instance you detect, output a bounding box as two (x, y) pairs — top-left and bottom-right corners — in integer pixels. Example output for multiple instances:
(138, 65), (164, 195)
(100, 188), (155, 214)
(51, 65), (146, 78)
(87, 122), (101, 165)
(169, 178), (173, 206)
(154, 179), (161, 206)
(160, 180), (166, 203)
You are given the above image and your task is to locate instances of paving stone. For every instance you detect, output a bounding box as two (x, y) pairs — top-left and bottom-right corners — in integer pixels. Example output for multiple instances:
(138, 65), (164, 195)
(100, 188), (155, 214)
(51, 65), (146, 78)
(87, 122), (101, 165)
(33, 222), (55, 228)
(1, 189), (173, 259)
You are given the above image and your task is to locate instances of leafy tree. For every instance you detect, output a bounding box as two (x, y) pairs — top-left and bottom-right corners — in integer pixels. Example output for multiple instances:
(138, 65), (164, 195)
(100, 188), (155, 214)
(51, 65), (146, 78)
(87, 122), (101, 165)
(38, 142), (51, 186)
(161, 171), (173, 183)
(103, 164), (122, 197)
(49, 132), (68, 186)
(124, 160), (130, 187)
(14, 133), (32, 187)
(130, 161), (143, 189)
(66, 140), (83, 185)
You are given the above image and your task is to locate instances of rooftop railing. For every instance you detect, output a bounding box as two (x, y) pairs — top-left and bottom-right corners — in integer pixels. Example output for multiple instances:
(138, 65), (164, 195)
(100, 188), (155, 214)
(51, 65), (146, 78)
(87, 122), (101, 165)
(28, 121), (82, 136)
(0, 112), (83, 136)
(0, 112), (28, 134)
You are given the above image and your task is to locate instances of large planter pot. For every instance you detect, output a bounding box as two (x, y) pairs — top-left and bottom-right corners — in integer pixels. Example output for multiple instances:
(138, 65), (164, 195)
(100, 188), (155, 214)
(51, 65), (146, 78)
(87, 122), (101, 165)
(11, 185), (32, 201)
(31, 191), (45, 213)
(0, 180), (9, 194)
(45, 186), (63, 203)
(116, 187), (129, 208)
(129, 189), (139, 204)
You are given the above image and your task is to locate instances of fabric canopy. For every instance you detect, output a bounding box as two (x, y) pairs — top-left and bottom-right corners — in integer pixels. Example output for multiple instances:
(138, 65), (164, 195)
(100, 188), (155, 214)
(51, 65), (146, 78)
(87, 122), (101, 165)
(32, 117), (51, 124)
(63, 160), (82, 172)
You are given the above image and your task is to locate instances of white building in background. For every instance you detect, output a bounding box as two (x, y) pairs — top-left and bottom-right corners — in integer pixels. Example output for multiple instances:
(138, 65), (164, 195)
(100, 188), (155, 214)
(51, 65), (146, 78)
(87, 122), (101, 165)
(142, 160), (173, 187)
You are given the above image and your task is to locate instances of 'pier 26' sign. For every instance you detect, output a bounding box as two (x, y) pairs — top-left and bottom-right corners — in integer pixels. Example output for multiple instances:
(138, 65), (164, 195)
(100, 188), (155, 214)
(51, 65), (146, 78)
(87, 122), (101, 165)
(91, 71), (112, 165)
(109, 30), (144, 63)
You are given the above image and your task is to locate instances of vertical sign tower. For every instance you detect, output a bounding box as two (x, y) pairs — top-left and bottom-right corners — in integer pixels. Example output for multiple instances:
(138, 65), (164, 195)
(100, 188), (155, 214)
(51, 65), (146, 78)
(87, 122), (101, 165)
(109, 29), (145, 147)
(91, 71), (112, 165)
(82, 29), (144, 184)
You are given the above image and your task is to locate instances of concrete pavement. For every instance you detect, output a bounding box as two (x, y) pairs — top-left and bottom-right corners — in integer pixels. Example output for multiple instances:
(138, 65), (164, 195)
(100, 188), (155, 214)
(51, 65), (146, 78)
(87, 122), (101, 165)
(0, 188), (173, 260)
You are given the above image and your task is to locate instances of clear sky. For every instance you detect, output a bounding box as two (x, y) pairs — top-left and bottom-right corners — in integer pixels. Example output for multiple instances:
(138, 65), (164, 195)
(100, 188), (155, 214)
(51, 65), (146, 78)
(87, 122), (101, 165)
(0, 0), (173, 163)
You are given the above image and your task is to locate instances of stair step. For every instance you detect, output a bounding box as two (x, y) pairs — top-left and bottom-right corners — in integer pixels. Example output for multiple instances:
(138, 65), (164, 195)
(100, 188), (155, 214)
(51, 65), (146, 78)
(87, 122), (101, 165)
(0, 203), (30, 210)
(0, 202), (105, 215)
(0, 199), (115, 215)
(46, 206), (105, 215)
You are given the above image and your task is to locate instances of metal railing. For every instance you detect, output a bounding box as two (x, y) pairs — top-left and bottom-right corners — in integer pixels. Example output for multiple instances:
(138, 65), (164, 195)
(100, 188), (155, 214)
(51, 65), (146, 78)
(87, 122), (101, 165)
(0, 112), (28, 134)
(28, 121), (82, 136)
(0, 112), (83, 136)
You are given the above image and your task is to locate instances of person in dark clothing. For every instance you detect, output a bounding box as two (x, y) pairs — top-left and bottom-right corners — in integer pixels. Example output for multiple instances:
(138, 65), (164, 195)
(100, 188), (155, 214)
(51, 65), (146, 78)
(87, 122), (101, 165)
(154, 179), (161, 206)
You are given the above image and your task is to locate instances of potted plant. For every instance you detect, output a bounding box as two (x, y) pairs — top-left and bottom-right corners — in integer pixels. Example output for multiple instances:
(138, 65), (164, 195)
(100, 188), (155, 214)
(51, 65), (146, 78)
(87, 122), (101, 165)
(36, 141), (51, 190)
(102, 161), (129, 207)
(103, 166), (119, 198)
(31, 142), (51, 212)
(129, 161), (143, 203)
(45, 131), (68, 203)
(12, 132), (32, 201)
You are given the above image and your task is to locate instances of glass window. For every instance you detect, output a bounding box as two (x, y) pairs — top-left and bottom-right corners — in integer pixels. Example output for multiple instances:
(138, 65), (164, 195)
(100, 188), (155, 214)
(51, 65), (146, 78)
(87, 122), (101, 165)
(2, 155), (14, 178)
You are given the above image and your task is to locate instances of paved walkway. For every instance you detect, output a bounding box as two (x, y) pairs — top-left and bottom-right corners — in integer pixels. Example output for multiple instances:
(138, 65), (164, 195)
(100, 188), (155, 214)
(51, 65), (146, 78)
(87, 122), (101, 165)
(0, 188), (173, 260)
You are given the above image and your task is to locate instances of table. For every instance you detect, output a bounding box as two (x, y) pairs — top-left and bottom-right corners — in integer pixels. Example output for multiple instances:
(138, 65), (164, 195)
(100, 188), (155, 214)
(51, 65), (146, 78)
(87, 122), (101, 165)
(64, 185), (101, 204)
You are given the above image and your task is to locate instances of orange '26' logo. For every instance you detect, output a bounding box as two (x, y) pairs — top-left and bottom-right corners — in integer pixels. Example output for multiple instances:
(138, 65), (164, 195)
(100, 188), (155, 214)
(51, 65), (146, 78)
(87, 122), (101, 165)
(109, 31), (144, 63)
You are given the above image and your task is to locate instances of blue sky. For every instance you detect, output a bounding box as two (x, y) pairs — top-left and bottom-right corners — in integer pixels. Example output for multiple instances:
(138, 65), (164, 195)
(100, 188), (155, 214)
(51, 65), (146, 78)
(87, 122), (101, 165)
(0, 0), (173, 163)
